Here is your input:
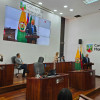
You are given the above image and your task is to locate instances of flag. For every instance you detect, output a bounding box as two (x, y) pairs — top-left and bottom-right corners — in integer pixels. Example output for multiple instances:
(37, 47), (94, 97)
(81, 53), (84, 69)
(17, 11), (27, 43)
(75, 48), (81, 70)
(30, 15), (32, 23)
(80, 46), (82, 69)
(27, 13), (30, 24)
(80, 46), (84, 69)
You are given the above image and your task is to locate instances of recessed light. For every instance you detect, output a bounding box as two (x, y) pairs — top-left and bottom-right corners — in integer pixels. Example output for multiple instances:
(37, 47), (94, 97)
(64, 5), (68, 8)
(54, 10), (57, 12)
(60, 13), (63, 15)
(69, 9), (74, 12)
(38, 2), (42, 5)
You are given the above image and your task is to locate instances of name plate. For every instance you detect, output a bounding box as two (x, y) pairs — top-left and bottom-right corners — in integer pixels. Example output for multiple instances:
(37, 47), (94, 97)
(56, 77), (64, 84)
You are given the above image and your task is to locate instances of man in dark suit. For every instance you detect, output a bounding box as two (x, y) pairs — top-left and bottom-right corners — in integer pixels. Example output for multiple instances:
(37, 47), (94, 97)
(60, 56), (65, 62)
(26, 19), (37, 43)
(82, 54), (90, 64)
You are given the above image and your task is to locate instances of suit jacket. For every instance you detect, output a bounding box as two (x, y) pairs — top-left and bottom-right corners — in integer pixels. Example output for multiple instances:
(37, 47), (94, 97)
(15, 57), (23, 65)
(26, 23), (37, 35)
(60, 58), (65, 62)
(82, 57), (90, 64)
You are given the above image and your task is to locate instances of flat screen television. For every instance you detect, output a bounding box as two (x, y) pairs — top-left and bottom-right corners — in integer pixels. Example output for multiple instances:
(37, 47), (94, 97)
(3, 6), (51, 45)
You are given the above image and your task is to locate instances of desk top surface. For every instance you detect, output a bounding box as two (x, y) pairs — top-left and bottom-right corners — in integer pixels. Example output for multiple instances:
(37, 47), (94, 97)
(69, 70), (95, 73)
(27, 73), (69, 80)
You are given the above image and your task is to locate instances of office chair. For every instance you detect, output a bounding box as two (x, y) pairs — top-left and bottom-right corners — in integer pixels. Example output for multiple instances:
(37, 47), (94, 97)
(11, 56), (22, 78)
(34, 57), (45, 76)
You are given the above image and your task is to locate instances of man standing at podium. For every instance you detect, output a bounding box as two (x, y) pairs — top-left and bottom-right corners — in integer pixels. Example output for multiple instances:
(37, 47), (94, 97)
(82, 54), (90, 64)
(26, 19), (37, 43)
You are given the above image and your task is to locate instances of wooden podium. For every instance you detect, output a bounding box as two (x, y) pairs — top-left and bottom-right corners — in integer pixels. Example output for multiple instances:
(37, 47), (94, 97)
(3, 28), (16, 41)
(25, 35), (39, 43)
(26, 74), (69, 100)
(69, 70), (95, 90)
(83, 63), (94, 70)
(0, 64), (14, 87)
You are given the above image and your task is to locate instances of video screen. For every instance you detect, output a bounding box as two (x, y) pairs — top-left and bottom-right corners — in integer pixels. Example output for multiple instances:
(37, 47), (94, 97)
(3, 6), (51, 45)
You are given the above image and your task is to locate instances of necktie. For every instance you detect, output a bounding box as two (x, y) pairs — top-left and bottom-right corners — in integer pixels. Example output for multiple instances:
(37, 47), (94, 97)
(86, 58), (88, 63)
(31, 25), (34, 34)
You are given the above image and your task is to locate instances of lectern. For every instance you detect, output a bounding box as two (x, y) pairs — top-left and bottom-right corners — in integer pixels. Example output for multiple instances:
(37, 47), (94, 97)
(25, 35), (39, 43)
(83, 63), (94, 70)
(26, 74), (69, 100)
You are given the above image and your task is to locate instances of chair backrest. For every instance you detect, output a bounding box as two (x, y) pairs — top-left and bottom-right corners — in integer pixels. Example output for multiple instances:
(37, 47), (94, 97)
(11, 56), (16, 64)
(34, 57), (45, 75)
(34, 62), (45, 75)
(38, 57), (44, 63)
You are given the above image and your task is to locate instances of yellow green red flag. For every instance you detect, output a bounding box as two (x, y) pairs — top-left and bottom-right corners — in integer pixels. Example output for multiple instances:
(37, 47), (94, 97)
(17, 11), (27, 43)
(75, 48), (81, 70)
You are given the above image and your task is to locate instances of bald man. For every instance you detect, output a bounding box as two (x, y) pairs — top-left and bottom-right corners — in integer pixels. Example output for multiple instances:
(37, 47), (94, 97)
(26, 19), (37, 43)
(82, 54), (90, 64)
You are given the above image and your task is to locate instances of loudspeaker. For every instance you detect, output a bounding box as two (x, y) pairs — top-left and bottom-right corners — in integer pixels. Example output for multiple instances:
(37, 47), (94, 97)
(79, 39), (82, 44)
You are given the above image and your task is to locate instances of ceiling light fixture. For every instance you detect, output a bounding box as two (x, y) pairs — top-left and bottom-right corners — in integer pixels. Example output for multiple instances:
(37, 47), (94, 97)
(54, 10), (57, 12)
(38, 2), (42, 5)
(64, 5), (68, 8)
(69, 9), (74, 12)
(60, 13), (63, 15)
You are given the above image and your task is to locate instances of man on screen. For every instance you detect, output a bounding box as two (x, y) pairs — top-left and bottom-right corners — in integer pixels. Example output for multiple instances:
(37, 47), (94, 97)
(25, 19), (37, 43)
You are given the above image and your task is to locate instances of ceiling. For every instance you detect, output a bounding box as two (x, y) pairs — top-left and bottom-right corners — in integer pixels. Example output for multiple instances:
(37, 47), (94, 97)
(28, 0), (100, 19)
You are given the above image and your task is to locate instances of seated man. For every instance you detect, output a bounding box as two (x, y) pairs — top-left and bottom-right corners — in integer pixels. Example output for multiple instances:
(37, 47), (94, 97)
(60, 56), (65, 62)
(15, 53), (28, 77)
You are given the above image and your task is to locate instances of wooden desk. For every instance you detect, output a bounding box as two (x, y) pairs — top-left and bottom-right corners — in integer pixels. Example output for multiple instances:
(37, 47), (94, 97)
(0, 64), (14, 87)
(27, 62), (75, 77)
(27, 64), (35, 77)
(56, 62), (75, 73)
(26, 74), (69, 100)
(86, 88), (100, 100)
(69, 70), (95, 90)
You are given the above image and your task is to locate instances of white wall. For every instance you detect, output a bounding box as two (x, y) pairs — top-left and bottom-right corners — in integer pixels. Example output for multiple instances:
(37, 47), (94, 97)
(64, 12), (100, 76)
(0, 0), (61, 65)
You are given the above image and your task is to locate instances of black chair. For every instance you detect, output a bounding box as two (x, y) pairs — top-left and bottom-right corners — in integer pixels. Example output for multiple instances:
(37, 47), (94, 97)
(11, 56), (22, 77)
(34, 57), (45, 76)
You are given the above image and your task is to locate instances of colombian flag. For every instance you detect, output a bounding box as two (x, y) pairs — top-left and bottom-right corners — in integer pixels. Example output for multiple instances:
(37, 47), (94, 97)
(75, 48), (81, 70)
(17, 11), (27, 43)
